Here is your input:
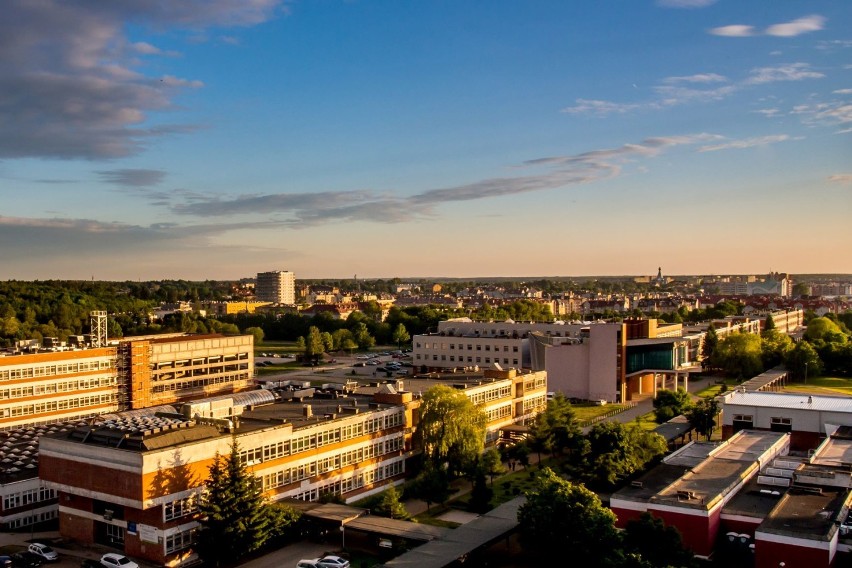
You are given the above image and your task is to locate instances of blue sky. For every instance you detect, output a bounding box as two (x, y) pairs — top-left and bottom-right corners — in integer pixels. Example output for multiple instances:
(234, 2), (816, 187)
(1, 0), (850, 280)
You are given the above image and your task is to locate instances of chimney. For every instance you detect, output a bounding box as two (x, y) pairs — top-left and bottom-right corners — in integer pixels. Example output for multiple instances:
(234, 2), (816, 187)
(303, 404), (313, 418)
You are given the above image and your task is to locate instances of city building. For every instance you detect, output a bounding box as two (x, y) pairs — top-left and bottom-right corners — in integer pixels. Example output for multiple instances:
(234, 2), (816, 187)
(37, 368), (546, 566)
(255, 270), (296, 305)
(0, 331), (254, 531)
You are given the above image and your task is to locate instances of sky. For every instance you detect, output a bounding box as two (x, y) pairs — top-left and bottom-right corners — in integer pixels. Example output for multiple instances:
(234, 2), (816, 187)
(1, 0), (850, 281)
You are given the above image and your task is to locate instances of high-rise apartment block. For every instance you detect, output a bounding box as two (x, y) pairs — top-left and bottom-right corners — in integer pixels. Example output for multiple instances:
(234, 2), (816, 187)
(255, 270), (296, 304)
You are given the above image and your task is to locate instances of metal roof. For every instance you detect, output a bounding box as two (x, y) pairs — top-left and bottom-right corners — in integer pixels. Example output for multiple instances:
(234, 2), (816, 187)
(723, 391), (852, 413)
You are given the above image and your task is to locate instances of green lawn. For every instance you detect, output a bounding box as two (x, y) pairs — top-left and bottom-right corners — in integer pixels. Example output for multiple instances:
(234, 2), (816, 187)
(573, 403), (628, 422)
(784, 376), (852, 396)
(694, 378), (738, 399)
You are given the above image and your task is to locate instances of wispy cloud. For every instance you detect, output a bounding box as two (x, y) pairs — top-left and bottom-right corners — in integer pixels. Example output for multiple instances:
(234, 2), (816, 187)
(167, 134), (722, 225)
(754, 108), (781, 118)
(711, 14), (825, 38)
(834, 89), (852, 95)
(828, 174), (852, 184)
(699, 135), (791, 152)
(745, 63), (825, 85)
(657, 0), (717, 8)
(709, 25), (755, 38)
(97, 169), (166, 187)
(561, 99), (642, 116)
(791, 102), (852, 129)
(565, 63), (820, 117)
(0, 1), (283, 160)
(662, 74), (727, 84)
(766, 15), (826, 37)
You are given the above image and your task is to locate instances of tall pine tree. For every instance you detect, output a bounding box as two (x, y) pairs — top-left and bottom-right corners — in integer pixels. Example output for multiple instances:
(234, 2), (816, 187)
(197, 440), (271, 566)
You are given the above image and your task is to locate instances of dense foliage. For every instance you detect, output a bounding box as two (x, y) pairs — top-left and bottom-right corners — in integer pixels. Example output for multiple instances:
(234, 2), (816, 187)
(416, 384), (487, 476)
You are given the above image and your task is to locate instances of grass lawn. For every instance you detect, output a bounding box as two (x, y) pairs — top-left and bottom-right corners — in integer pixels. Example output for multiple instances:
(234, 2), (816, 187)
(784, 376), (852, 396)
(694, 377), (738, 398)
(573, 403), (628, 422)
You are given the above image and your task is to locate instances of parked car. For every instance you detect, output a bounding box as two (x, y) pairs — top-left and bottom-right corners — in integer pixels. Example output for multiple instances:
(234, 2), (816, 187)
(317, 556), (350, 568)
(353, 362), (366, 367)
(11, 552), (42, 568)
(99, 554), (138, 568)
(26, 545), (57, 563)
(296, 560), (322, 568)
(0, 556), (13, 568)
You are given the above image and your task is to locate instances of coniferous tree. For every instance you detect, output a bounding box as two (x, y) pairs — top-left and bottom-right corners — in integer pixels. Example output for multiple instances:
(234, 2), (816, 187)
(197, 441), (271, 566)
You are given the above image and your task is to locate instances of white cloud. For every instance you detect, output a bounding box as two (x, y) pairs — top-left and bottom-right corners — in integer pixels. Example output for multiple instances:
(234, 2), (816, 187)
(833, 89), (852, 95)
(754, 108), (781, 118)
(746, 63), (824, 85)
(699, 134), (791, 152)
(709, 25), (755, 37)
(662, 73), (727, 84)
(828, 174), (852, 184)
(766, 15), (825, 37)
(0, 1), (283, 160)
(561, 99), (642, 116)
(711, 14), (826, 38)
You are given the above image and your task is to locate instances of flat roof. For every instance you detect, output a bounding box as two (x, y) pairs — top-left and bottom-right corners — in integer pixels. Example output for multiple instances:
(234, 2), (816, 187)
(758, 487), (851, 540)
(722, 477), (785, 520)
(723, 391), (852, 413)
(627, 337), (685, 347)
(738, 367), (790, 392)
(654, 415), (694, 442)
(346, 515), (449, 542)
(384, 497), (525, 568)
(810, 430), (852, 469)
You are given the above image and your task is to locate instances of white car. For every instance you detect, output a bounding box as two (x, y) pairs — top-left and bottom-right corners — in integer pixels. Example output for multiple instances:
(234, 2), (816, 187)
(100, 554), (139, 568)
(27, 544), (58, 563)
(317, 557), (350, 568)
(296, 560), (322, 568)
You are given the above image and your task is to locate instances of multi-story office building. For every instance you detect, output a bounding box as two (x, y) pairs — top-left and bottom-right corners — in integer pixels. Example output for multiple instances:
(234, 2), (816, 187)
(255, 270), (296, 305)
(0, 333), (254, 530)
(37, 368), (545, 566)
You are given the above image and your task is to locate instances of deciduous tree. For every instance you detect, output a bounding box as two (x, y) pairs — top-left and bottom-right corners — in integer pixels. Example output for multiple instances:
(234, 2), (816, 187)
(687, 397), (719, 441)
(518, 468), (621, 567)
(416, 384), (487, 475)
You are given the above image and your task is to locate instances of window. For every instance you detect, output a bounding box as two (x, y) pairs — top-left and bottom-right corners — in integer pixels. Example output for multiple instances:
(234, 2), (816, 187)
(770, 416), (792, 433)
(732, 414), (753, 433)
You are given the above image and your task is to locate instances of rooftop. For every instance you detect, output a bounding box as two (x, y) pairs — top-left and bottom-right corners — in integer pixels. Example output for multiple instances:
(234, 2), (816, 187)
(723, 391), (852, 413)
(758, 487), (851, 541)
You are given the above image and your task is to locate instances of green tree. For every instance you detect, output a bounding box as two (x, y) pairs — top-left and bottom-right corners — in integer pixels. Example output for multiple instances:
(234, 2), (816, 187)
(804, 317), (846, 342)
(701, 326), (718, 370)
(416, 384), (487, 475)
(196, 441), (271, 566)
(518, 468), (621, 567)
(785, 340), (823, 381)
(352, 322), (376, 350)
(760, 330), (793, 368)
(762, 313), (776, 333)
(304, 326), (325, 363)
(373, 485), (410, 520)
(623, 512), (696, 568)
(392, 323), (411, 350)
(480, 447), (505, 485)
(529, 393), (581, 459)
(687, 397), (719, 441)
(468, 470), (493, 513)
(712, 333), (763, 379)
(412, 463), (451, 512)
(264, 502), (302, 547)
(653, 389), (693, 423)
(245, 326), (264, 345)
(583, 422), (666, 487)
(331, 328), (355, 351)
(320, 331), (334, 353)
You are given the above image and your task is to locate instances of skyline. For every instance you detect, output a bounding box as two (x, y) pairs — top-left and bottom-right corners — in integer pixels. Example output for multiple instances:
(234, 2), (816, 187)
(1, 1), (850, 280)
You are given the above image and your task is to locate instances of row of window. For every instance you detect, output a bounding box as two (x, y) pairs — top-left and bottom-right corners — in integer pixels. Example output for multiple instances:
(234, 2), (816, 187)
(485, 404), (512, 422)
(0, 376), (116, 400)
(1, 393), (117, 418)
(2, 509), (57, 530)
(525, 375), (548, 391)
(523, 395), (547, 414)
(418, 343), (519, 352)
(261, 435), (404, 491)
(154, 352), (248, 370)
(289, 459), (405, 502)
(288, 411), (404, 456)
(3, 487), (56, 510)
(153, 364), (249, 382)
(150, 372), (250, 394)
(163, 494), (199, 522)
(0, 359), (114, 381)
(468, 385), (512, 406)
(165, 527), (197, 554)
(417, 354), (520, 366)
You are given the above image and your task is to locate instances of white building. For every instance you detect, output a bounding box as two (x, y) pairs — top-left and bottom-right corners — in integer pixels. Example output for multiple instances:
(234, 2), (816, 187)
(256, 270), (296, 304)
